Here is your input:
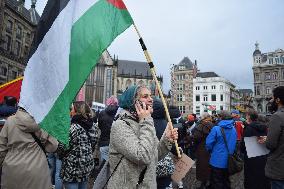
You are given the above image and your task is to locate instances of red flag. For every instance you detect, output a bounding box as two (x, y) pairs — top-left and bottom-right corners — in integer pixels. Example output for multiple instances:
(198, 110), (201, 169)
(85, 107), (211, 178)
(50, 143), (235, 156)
(0, 77), (23, 103)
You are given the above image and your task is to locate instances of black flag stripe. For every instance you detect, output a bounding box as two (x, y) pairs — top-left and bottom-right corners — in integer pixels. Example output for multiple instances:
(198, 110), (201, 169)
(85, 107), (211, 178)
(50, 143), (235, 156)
(29, 0), (70, 58)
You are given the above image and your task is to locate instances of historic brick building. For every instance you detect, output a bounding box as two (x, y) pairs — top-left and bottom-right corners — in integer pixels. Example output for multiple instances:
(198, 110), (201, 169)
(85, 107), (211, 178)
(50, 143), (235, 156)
(0, 0), (39, 84)
(84, 51), (163, 105)
(171, 57), (198, 115)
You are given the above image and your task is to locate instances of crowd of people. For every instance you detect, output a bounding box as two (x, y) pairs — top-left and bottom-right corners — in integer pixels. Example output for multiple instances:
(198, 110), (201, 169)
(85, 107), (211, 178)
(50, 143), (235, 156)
(0, 85), (282, 189)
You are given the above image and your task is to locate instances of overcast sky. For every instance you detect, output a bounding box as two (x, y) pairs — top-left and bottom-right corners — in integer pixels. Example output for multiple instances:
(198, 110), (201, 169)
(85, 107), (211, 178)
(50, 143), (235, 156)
(26, 0), (284, 92)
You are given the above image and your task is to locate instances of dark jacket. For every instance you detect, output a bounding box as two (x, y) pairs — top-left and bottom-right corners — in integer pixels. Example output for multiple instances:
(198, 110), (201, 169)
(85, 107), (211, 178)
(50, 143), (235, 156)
(192, 120), (214, 182)
(168, 106), (186, 145)
(241, 121), (270, 189)
(98, 105), (119, 147)
(152, 99), (172, 186)
(206, 120), (237, 168)
(152, 99), (167, 140)
(265, 107), (284, 180)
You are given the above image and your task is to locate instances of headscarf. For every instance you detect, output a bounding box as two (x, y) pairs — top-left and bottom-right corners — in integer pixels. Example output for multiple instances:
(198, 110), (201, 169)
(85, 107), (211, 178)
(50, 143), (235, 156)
(118, 85), (140, 111)
(106, 96), (118, 106)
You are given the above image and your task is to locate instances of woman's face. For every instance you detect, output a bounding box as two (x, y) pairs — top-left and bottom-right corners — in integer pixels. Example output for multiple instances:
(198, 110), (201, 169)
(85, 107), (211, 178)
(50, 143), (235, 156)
(138, 87), (153, 109)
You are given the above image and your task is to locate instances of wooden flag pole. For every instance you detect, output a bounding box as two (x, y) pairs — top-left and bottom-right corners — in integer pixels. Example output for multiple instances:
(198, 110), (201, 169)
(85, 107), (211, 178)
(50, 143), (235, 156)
(133, 24), (181, 158)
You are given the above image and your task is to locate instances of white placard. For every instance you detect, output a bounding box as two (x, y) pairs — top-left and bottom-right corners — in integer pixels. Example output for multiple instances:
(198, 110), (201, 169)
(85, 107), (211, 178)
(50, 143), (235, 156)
(244, 136), (270, 158)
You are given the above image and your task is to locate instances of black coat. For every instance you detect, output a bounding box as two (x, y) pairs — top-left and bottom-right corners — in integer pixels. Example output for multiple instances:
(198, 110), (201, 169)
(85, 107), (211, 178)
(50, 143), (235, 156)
(241, 121), (270, 189)
(192, 120), (214, 182)
(98, 105), (118, 147)
(152, 99), (167, 140)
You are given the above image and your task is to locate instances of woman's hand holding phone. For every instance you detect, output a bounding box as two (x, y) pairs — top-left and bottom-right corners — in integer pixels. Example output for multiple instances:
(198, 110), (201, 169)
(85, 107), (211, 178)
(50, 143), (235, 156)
(135, 100), (153, 121)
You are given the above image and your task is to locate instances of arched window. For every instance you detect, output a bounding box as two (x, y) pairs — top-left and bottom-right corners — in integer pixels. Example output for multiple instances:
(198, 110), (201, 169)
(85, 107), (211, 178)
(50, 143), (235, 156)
(117, 79), (120, 91)
(257, 104), (263, 113)
(126, 79), (132, 88)
(266, 87), (271, 94)
(266, 103), (271, 113)
(272, 72), (277, 80)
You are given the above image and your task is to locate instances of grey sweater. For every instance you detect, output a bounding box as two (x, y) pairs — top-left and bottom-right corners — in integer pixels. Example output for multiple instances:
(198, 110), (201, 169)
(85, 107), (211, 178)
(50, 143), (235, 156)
(265, 107), (284, 180)
(107, 110), (172, 189)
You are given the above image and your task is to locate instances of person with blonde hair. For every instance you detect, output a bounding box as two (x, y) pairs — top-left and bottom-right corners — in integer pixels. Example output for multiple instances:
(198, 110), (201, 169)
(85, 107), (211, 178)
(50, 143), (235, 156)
(59, 101), (98, 189)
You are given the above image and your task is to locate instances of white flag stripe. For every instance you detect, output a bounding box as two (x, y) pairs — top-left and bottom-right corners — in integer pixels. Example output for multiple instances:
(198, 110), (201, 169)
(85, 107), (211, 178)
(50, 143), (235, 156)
(19, 1), (74, 123)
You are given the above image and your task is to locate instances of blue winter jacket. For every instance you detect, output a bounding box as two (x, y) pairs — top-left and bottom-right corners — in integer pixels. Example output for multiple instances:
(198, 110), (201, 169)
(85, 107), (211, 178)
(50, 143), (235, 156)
(206, 120), (237, 168)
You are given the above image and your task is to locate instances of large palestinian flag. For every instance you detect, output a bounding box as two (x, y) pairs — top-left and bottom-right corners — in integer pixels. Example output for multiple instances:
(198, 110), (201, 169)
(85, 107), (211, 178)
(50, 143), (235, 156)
(19, 0), (133, 145)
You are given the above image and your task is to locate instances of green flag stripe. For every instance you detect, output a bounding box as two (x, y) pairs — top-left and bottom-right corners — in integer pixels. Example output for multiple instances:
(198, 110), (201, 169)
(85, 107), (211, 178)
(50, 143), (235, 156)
(40, 0), (133, 145)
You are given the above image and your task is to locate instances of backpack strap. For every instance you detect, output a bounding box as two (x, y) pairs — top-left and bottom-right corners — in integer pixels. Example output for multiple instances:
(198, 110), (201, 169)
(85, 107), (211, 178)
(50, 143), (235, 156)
(220, 127), (230, 153)
(103, 155), (124, 188)
(31, 133), (46, 154)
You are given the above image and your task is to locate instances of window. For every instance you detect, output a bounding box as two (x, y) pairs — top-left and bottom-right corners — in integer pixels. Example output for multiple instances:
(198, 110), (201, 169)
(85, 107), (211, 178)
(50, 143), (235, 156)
(16, 26), (22, 39)
(177, 94), (184, 102)
(220, 94), (224, 101)
(281, 57), (284, 64)
(196, 86), (200, 90)
(272, 72), (277, 80)
(11, 71), (17, 79)
(24, 45), (29, 57)
(0, 67), (7, 76)
(211, 94), (216, 101)
(179, 106), (186, 114)
(211, 85), (216, 90)
(266, 87), (271, 95)
(282, 69), (284, 79)
(179, 66), (185, 70)
(196, 95), (200, 101)
(203, 86), (208, 90)
(177, 74), (185, 80)
(220, 106), (223, 110)
(255, 73), (259, 81)
(269, 58), (273, 64)
(4, 35), (11, 51)
(196, 106), (200, 115)
(6, 20), (12, 33)
(265, 72), (271, 80)
(255, 86), (260, 95)
(220, 85), (223, 90)
(14, 41), (21, 56)
(26, 33), (31, 43)
(177, 84), (185, 91)
(203, 95), (208, 101)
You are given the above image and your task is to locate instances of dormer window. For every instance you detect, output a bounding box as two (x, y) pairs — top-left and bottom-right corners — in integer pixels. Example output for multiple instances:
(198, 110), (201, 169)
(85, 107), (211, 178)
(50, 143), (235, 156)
(179, 66), (185, 70)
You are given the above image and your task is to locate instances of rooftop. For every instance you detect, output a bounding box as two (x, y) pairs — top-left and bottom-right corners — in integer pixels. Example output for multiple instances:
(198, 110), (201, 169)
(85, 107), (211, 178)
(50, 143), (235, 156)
(5, 0), (40, 25)
(117, 60), (152, 77)
(196, 72), (219, 78)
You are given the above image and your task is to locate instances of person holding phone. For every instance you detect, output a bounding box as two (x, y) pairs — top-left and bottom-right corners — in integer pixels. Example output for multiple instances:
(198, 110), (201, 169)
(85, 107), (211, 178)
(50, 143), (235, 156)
(107, 85), (178, 189)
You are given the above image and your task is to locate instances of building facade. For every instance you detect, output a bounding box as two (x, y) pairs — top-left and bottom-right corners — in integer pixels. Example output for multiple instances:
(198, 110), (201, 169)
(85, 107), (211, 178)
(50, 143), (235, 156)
(252, 42), (284, 113)
(0, 0), (39, 84)
(83, 53), (163, 105)
(193, 72), (236, 116)
(171, 57), (197, 115)
(116, 59), (163, 96)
